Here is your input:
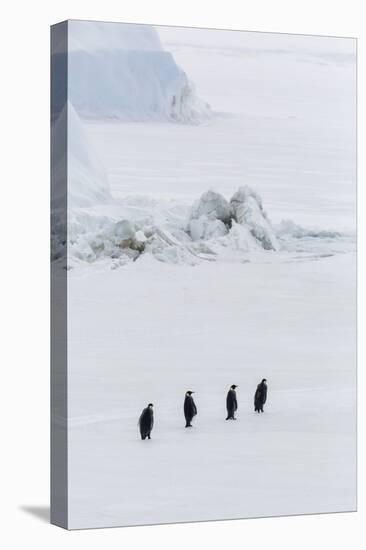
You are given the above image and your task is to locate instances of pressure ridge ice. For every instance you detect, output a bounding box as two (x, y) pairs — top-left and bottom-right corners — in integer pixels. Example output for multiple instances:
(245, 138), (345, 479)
(51, 104), (352, 266)
(59, 186), (350, 266)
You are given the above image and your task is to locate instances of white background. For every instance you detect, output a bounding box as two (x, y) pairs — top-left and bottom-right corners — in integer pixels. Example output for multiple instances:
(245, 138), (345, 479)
(0, 0), (363, 548)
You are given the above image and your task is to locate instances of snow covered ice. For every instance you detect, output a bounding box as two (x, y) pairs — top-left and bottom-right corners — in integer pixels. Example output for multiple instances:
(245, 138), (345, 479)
(230, 186), (279, 250)
(56, 21), (357, 528)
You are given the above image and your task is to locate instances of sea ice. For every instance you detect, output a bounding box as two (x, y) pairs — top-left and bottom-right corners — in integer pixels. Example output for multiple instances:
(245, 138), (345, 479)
(230, 186), (279, 251)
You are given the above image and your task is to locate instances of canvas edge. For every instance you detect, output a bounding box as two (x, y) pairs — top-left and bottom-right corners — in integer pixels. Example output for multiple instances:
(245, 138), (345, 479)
(50, 20), (69, 530)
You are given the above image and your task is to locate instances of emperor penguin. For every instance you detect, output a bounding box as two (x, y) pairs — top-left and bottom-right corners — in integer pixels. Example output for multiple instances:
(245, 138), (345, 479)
(139, 403), (154, 439)
(184, 391), (197, 427)
(226, 384), (238, 420)
(254, 379), (268, 413)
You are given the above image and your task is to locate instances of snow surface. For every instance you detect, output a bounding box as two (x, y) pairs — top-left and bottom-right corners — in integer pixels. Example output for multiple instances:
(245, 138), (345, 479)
(67, 254), (356, 528)
(60, 23), (357, 528)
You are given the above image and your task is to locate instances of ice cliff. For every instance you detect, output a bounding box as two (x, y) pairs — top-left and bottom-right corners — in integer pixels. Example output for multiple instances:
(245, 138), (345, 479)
(67, 21), (211, 122)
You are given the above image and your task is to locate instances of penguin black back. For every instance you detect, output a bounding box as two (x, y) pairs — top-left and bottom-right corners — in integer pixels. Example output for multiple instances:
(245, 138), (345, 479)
(254, 379), (267, 413)
(139, 403), (154, 439)
(184, 391), (197, 427)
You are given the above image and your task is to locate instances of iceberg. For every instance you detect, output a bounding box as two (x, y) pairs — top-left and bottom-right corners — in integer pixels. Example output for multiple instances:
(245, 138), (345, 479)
(67, 21), (211, 122)
(67, 102), (112, 208)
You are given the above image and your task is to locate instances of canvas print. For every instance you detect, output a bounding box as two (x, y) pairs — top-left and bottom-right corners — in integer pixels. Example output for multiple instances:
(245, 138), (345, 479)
(51, 20), (357, 529)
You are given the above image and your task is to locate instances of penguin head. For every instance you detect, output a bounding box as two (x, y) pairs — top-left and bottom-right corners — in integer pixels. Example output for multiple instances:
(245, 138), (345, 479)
(148, 403), (154, 408)
(186, 391), (194, 396)
(262, 379), (267, 384)
(231, 384), (238, 389)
